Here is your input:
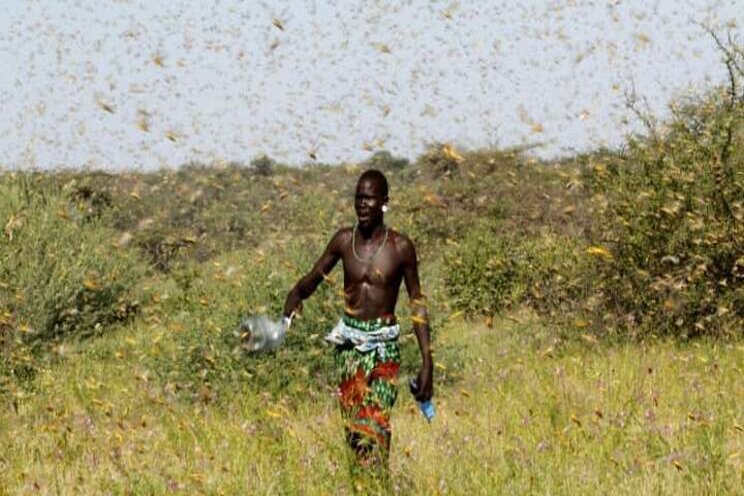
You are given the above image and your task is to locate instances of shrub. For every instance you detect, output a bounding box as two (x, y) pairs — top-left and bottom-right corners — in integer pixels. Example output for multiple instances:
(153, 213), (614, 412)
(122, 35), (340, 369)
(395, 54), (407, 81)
(66, 174), (114, 221)
(365, 150), (410, 171)
(444, 223), (592, 322)
(134, 228), (199, 272)
(515, 231), (592, 319)
(584, 83), (743, 337)
(147, 239), (345, 398)
(417, 143), (463, 179)
(444, 225), (519, 316)
(0, 174), (145, 383)
(251, 155), (275, 176)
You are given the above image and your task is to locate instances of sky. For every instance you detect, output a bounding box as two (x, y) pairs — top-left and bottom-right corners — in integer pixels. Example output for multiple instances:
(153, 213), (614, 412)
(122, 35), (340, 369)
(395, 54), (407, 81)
(0, 0), (742, 170)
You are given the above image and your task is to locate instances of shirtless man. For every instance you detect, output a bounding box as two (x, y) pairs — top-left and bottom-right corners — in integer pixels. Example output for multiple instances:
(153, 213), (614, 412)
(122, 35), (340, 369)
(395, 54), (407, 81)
(283, 169), (433, 468)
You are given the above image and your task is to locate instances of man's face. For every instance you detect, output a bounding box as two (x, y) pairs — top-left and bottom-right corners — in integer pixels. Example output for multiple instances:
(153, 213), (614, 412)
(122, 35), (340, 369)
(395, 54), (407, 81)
(355, 178), (386, 228)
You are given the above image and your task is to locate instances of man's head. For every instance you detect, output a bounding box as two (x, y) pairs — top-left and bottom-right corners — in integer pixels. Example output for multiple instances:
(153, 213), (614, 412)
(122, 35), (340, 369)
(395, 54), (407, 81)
(355, 169), (389, 229)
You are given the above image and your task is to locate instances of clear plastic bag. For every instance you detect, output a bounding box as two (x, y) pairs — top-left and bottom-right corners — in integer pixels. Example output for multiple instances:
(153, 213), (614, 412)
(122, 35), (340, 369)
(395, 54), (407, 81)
(238, 314), (290, 353)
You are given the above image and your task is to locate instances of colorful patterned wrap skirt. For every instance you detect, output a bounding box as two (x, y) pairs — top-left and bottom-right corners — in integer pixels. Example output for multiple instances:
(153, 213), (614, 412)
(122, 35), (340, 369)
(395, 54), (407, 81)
(333, 315), (402, 457)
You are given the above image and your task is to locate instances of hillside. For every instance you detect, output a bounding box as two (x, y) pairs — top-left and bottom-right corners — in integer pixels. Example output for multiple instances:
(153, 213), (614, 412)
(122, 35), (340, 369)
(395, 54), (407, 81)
(1, 75), (743, 493)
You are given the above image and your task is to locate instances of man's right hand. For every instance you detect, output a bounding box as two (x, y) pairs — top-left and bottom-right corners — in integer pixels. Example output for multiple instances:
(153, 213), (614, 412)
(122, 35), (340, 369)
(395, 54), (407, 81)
(283, 299), (302, 321)
(282, 310), (297, 330)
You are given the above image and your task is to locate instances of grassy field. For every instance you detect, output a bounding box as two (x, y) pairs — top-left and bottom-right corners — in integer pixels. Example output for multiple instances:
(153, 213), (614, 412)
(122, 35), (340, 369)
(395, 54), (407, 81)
(1, 307), (741, 495)
(1, 76), (742, 493)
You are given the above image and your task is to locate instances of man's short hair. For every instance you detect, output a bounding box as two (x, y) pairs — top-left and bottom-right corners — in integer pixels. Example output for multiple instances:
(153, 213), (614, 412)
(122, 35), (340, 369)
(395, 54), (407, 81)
(358, 169), (389, 198)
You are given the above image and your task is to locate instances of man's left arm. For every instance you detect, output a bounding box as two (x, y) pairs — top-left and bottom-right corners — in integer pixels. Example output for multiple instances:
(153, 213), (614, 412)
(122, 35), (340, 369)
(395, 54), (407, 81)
(401, 236), (433, 402)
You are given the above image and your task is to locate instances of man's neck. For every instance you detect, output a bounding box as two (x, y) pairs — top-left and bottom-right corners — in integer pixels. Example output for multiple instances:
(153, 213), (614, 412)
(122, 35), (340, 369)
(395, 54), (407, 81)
(357, 221), (385, 240)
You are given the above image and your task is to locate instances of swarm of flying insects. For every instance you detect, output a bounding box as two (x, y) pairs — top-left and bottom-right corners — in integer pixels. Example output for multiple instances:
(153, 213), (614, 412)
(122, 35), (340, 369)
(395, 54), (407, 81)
(0, 3), (742, 493)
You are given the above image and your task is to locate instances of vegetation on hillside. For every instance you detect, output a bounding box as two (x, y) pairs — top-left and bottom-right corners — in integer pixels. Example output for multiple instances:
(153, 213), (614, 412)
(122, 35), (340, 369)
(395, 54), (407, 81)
(579, 41), (744, 338)
(0, 175), (144, 387)
(0, 31), (741, 496)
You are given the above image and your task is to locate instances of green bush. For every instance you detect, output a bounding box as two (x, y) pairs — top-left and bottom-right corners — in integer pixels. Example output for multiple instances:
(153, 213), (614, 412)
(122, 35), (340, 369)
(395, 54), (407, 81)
(250, 155), (275, 176)
(443, 223), (592, 322)
(365, 150), (410, 171)
(0, 174), (145, 383)
(146, 239), (345, 398)
(444, 225), (519, 316)
(416, 142), (462, 179)
(134, 228), (199, 272)
(514, 231), (591, 318)
(584, 85), (743, 337)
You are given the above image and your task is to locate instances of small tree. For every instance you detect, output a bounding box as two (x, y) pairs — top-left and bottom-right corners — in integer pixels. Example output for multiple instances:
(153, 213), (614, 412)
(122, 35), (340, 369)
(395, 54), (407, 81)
(365, 150), (410, 171)
(250, 155), (275, 176)
(417, 143), (463, 179)
(583, 28), (743, 338)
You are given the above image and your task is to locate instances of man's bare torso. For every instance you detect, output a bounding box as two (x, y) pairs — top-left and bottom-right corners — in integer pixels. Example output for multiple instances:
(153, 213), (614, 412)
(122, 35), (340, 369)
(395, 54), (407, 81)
(333, 226), (409, 321)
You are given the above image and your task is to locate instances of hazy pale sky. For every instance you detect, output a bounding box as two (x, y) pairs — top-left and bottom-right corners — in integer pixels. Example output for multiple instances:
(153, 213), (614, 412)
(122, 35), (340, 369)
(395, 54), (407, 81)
(0, 1), (742, 170)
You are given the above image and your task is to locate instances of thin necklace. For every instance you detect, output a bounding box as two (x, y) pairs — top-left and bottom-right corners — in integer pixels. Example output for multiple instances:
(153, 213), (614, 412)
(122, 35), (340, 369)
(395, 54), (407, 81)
(352, 223), (388, 264)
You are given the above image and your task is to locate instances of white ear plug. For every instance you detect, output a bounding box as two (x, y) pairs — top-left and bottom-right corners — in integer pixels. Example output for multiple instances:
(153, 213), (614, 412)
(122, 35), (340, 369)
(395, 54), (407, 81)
(382, 204), (389, 213)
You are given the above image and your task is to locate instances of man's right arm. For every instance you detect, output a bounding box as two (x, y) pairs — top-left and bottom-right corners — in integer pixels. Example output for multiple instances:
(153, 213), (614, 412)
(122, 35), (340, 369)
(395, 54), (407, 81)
(283, 229), (345, 318)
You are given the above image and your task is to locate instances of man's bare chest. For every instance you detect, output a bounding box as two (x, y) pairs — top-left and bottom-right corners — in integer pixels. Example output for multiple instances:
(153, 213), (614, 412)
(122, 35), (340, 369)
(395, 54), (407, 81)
(340, 243), (402, 285)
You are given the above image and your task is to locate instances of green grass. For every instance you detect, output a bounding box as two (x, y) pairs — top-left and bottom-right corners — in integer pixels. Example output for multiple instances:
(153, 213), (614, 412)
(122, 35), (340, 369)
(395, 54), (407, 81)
(1, 310), (741, 494)
(1, 74), (742, 493)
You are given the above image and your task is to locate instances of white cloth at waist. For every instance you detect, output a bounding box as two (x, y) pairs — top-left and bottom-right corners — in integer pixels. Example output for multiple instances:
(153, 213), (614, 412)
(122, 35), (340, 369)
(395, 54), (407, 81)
(324, 318), (400, 353)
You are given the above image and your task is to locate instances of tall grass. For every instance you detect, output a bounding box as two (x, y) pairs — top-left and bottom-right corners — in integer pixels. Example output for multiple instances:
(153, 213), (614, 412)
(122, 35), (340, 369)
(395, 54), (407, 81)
(0, 174), (145, 390)
(0, 312), (740, 494)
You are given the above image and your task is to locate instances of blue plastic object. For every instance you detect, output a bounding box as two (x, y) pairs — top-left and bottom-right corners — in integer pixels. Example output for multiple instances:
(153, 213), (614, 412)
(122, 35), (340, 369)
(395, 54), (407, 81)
(418, 399), (436, 422)
(409, 378), (435, 422)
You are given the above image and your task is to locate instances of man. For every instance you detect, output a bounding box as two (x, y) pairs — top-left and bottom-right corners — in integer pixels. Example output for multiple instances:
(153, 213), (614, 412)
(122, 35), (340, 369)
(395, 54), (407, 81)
(283, 169), (433, 469)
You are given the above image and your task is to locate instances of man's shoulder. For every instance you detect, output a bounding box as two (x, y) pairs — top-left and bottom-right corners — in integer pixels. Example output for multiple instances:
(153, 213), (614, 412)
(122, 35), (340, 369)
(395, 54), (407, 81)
(389, 227), (411, 243)
(334, 226), (354, 238)
(389, 228), (415, 254)
(329, 227), (353, 246)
